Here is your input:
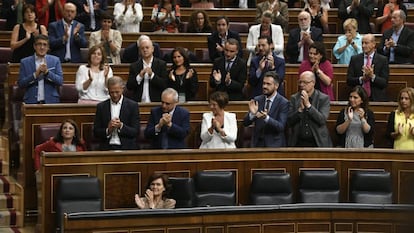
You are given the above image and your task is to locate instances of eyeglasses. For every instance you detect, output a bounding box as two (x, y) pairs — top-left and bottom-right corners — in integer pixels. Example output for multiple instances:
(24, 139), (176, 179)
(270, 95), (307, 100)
(298, 80), (313, 85)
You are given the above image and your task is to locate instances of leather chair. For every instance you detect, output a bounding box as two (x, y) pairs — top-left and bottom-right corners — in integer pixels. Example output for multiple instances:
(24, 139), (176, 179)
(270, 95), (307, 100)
(34, 124), (61, 146)
(0, 47), (12, 63)
(298, 170), (340, 203)
(194, 171), (236, 207)
(194, 48), (210, 63)
(350, 170), (393, 204)
(80, 48), (89, 63)
(55, 176), (102, 232)
(236, 125), (253, 148)
(169, 177), (194, 208)
(250, 172), (293, 205)
(229, 22), (249, 33)
(59, 84), (79, 103)
(180, 21), (188, 32)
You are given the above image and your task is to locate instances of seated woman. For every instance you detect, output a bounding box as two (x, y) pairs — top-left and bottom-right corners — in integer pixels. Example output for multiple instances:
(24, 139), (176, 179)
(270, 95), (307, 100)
(75, 45), (113, 103)
(135, 173), (176, 209)
(299, 42), (334, 100)
(186, 10), (212, 33)
(167, 47), (198, 102)
(200, 91), (237, 149)
(151, 0), (181, 33)
(387, 87), (414, 150)
(304, 0), (329, 33)
(89, 13), (122, 64)
(333, 18), (363, 65)
(113, 0), (143, 33)
(10, 4), (48, 63)
(336, 86), (375, 148)
(34, 119), (87, 171)
(375, 0), (407, 33)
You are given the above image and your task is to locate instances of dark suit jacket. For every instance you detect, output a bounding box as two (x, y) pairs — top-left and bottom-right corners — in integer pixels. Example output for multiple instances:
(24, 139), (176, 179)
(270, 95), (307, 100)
(207, 30), (243, 62)
(17, 54), (63, 104)
(249, 52), (285, 98)
(126, 57), (168, 102)
(48, 19), (88, 63)
(338, 0), (374, 34)
(144, 105), (190, 149)
(378, 26), (414, 64)
(209, 56), (247, 101)
(336, 108), (375, 147)
(287, 89), (332, 147)
(93, 96), (140, 150)
(121, 42), (161, 63)
(243, 93), (289, 147)
(347, 52), (389, 101)
(286, 26), (323, 64)
(69, 0), (107, 31)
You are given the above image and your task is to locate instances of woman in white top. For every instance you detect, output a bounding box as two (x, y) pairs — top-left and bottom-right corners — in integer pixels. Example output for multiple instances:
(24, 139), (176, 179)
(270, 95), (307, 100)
(200, 92), (238, 149)
(76, 45), (113, 103)
(113, 0), (143, 33)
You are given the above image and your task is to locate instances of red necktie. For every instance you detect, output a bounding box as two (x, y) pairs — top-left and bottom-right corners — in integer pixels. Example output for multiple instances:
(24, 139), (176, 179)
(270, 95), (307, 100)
(363, 55), (371, 97)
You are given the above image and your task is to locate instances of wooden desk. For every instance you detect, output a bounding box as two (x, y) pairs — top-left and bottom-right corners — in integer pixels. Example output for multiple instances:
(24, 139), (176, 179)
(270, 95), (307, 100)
(38, 148), (414, 233)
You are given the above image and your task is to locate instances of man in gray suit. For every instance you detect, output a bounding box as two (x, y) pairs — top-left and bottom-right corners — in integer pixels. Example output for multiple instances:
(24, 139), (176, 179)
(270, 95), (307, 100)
(287, 71), (332, 147)
(243, 71), (289, 147)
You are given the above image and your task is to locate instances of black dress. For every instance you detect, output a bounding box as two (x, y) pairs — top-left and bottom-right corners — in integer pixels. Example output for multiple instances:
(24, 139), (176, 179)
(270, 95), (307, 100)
(11, 24), (41, 63)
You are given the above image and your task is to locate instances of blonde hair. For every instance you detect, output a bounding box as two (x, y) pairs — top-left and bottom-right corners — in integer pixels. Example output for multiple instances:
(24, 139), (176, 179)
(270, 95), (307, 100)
(397, 87), (414, 114)
(343, 18), (358, 31)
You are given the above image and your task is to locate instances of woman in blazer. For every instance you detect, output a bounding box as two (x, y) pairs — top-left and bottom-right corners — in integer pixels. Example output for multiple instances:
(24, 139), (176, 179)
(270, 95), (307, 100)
(200, 92), (237, 149)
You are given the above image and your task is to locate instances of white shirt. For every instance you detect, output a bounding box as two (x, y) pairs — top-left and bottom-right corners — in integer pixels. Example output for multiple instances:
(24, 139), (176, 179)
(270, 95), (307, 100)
(34, 54), (45, 102)
(136, 57), (155, 103)
(109, 95), (123, 145)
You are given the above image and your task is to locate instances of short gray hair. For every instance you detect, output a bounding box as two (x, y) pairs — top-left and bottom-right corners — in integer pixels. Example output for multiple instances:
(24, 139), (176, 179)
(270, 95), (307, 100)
(162, 88), (179, 102)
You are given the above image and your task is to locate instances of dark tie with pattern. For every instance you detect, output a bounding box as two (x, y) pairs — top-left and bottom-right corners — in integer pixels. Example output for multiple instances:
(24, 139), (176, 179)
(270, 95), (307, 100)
(363, 55), (372, 97)
(265, 99), (271, 112)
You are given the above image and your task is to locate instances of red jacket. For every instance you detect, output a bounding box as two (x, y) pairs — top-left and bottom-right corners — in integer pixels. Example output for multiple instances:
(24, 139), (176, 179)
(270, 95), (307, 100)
(34, 137), (86, 171)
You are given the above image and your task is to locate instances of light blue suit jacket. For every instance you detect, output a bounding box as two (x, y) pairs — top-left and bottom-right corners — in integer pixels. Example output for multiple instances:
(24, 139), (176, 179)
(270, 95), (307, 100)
(18, 54), (63, 104)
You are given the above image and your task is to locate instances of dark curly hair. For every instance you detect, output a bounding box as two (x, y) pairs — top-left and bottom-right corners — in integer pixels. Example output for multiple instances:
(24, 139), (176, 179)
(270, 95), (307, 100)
(53, 119), (82, 145)
(145, 173), (172, 200)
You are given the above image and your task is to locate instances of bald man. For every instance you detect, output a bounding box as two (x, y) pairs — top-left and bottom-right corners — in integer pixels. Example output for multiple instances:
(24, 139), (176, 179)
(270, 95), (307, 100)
(287, 71), (332, 147)
(48, 2), (88, 63)
(286, 11), (323, 64)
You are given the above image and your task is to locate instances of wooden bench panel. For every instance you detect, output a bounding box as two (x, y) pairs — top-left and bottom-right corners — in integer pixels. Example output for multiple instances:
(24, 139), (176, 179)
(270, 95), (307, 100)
(38, 148), (414, 233)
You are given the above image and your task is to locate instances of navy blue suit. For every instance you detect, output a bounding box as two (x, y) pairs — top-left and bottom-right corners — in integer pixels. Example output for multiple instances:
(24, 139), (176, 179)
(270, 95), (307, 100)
(18, 54), (63, 104)
(249, 52), (285, 98)
(93, 97), (140, 150)
(48, 20), (88, 63)
(144, 105), (190, 149)
(243, 93), (289, 147)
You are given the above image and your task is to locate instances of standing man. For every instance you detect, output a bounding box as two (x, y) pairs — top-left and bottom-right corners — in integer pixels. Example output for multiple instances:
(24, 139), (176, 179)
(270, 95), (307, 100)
(207, 16), (243, 62)
(144, 88), (190, 149)
(243, 71), (288, 147)
(94, 76), (140, 150)
(255, 0), (289, 32)
(286, 11), (323, 64)
(338, 0), (374, 34)
(48, 2), (88, 63)
(287, 71), (332, 147)
(210, 38), (247, 101)
(348, 34), (389, 101)
(249, 35), (285, 98)
(72, 0), (107, 31)
(378, 10), (414, 64)
(127, 37), (168, 103)
(18, 35), (63, 104)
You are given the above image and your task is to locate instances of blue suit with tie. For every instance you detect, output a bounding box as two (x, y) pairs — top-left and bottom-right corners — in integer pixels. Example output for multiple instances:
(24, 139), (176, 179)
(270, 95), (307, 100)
(243, 93), (289, 147)
(18, 54), (63, 104)
(144, 105), (190, 149)
(48, 19), (88, 63)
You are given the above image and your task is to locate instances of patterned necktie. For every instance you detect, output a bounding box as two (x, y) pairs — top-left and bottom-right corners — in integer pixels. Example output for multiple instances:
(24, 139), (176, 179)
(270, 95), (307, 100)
(363, 55), (372, 97)
(265, 99), (271, 112)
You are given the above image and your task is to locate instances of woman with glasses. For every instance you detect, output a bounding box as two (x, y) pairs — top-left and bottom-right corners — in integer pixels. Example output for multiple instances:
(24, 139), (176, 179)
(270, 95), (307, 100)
(298, 41), (334, 100)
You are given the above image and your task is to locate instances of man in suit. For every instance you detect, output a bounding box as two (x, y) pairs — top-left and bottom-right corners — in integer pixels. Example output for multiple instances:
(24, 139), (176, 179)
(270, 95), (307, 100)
(255, 0), (288, 32)
(93, 76), (140, 150)
(286, 11), (323, 64)
(243, 71), (288, 147)
(126, 37), (168, 103)
(348, 34), (389, 101)
(144, 88), (190, 149)
(121, 35), (161, 63)
(210, 38), (247, 101)
(18, 35), (63, 104)
(287, 71), (332, 147)
(48, 2), (88, 63)
(378, 10), (414, 64)
(338, 0), (374, 34)
(249, 35), (285, 98)
(70, 0), (107, 31)
(207, 16), (243, 62)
